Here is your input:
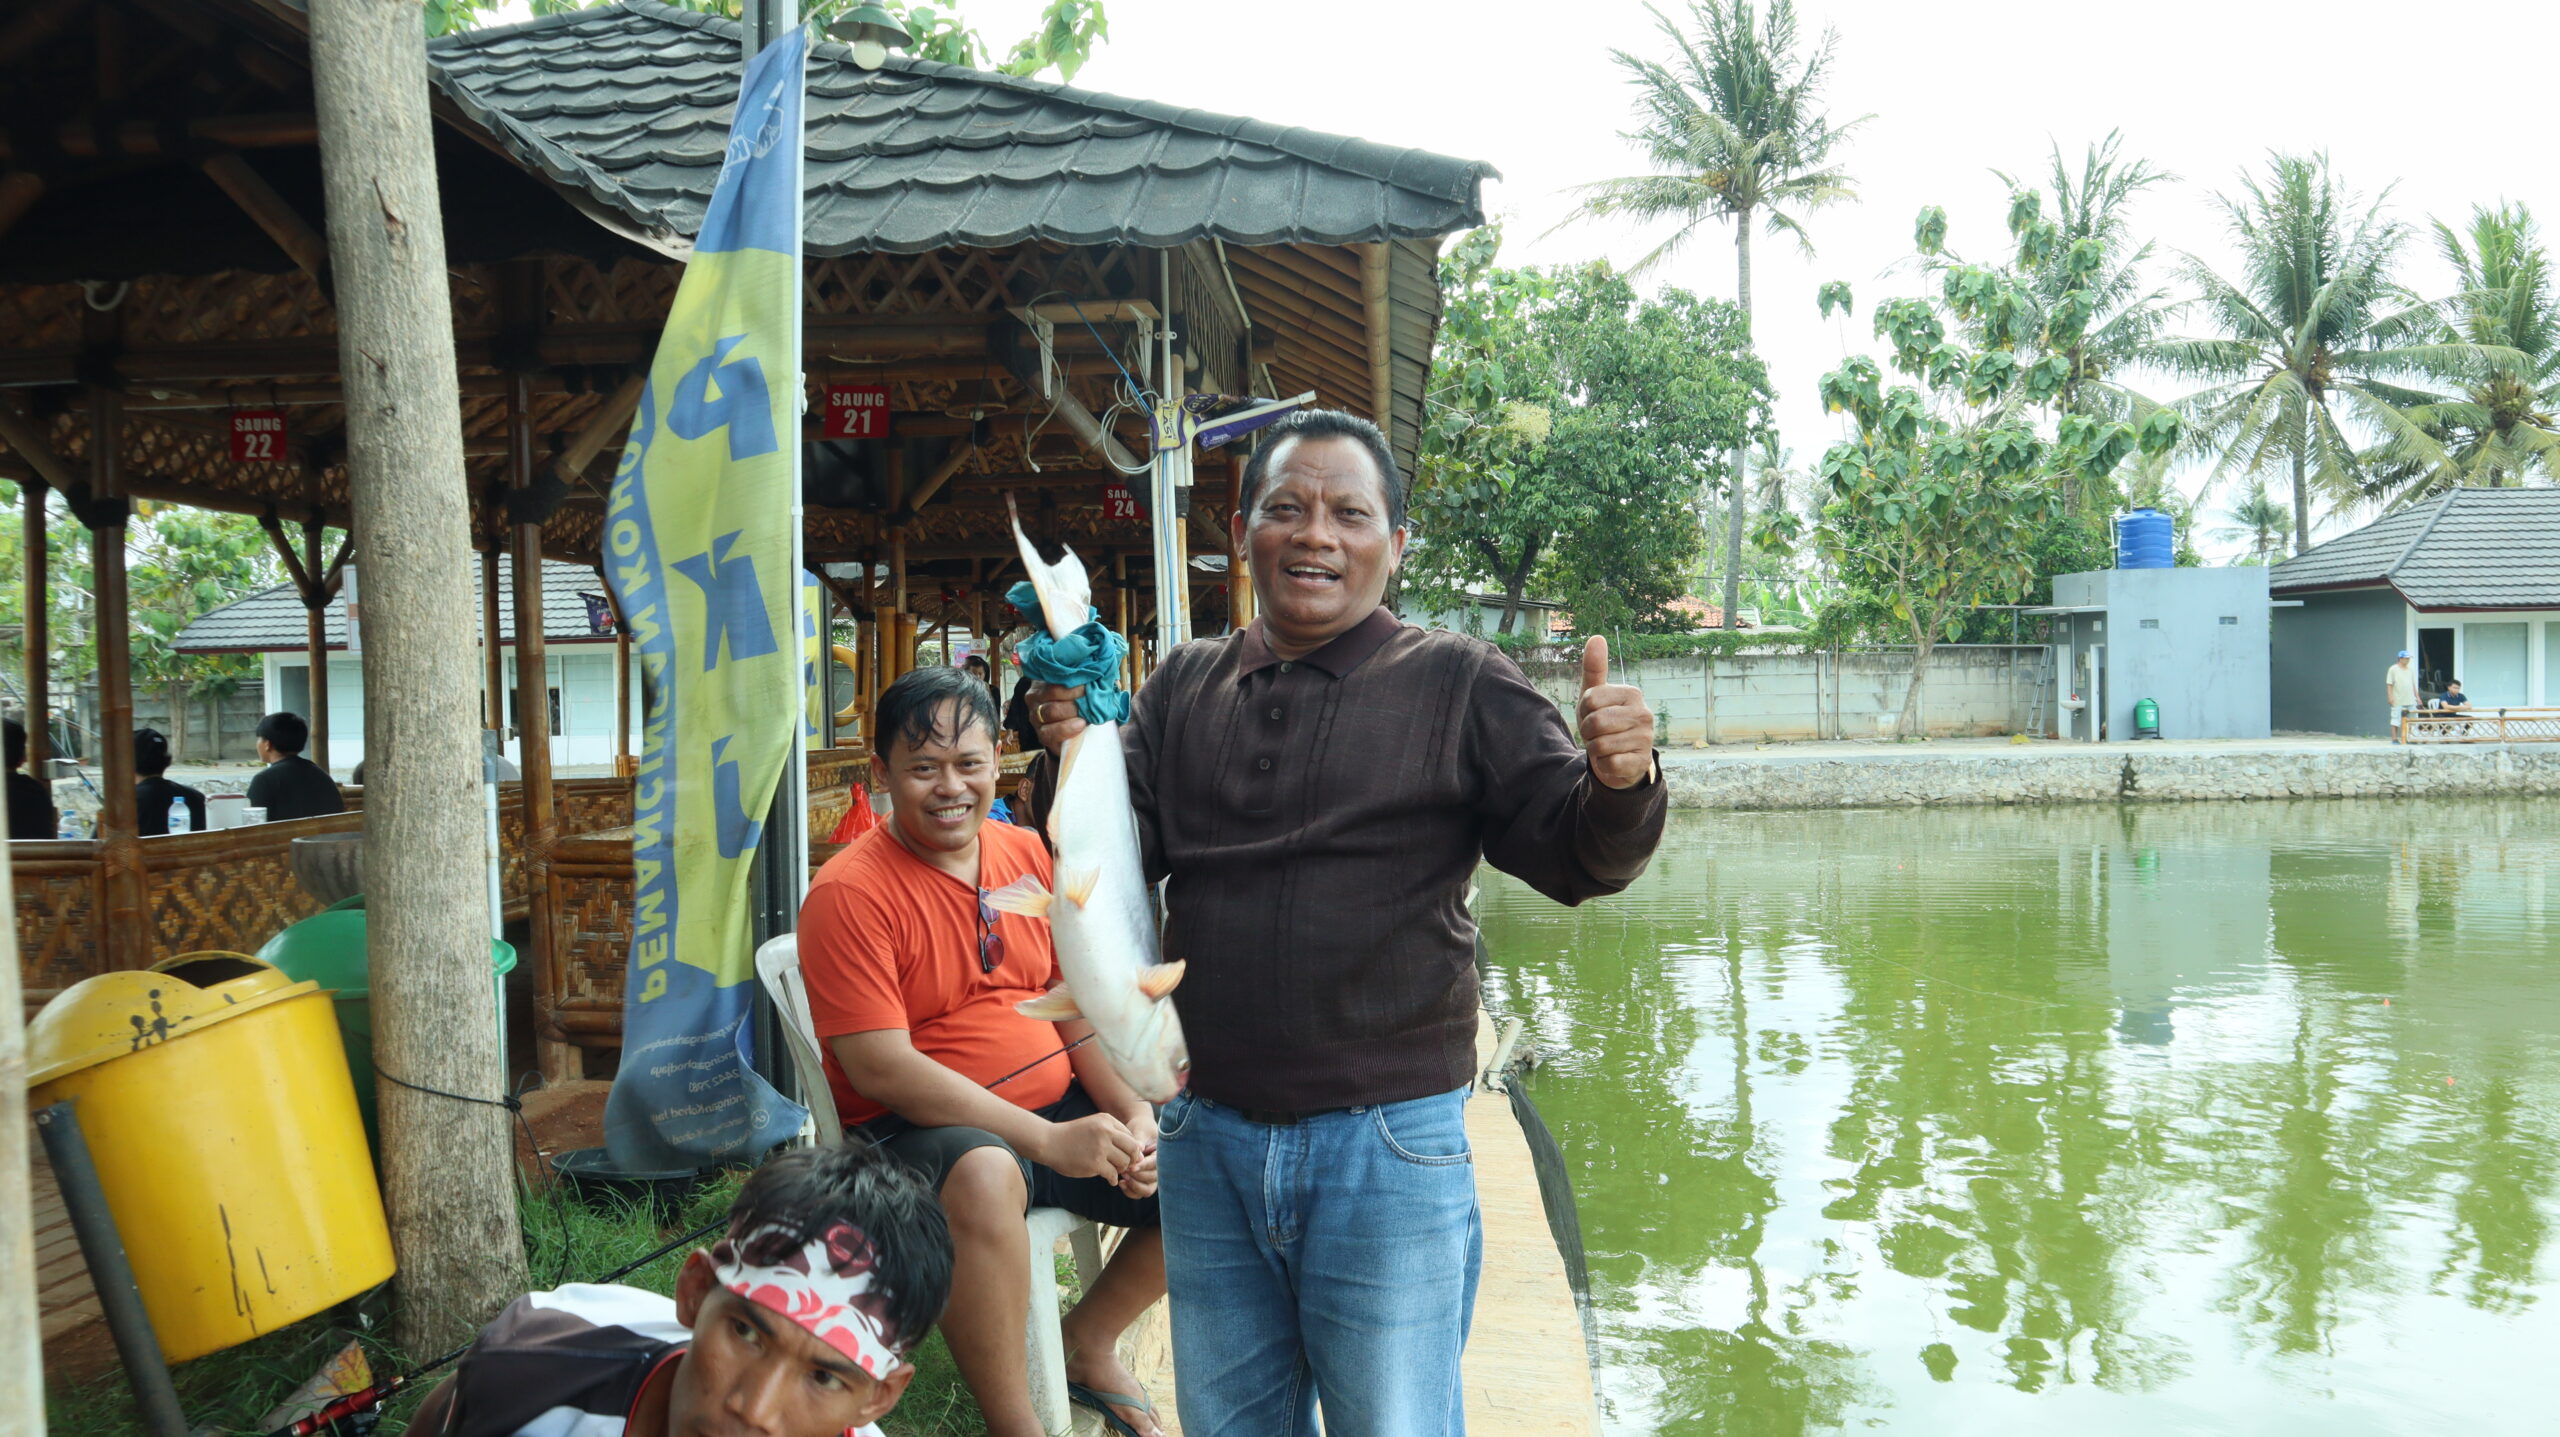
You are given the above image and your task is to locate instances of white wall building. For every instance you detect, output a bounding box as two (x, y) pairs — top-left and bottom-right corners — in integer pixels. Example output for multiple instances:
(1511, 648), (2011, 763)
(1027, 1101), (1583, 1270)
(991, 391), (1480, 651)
(176, 554), (635, 773)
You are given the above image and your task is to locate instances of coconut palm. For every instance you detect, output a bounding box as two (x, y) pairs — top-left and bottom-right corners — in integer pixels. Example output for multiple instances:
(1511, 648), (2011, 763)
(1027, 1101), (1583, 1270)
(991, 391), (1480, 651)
(2213, 483), (2292, 563)
(2359, 205), (2560, 503)
(1568, 0), (1865, 628)
(2150, 154), (2509, 553)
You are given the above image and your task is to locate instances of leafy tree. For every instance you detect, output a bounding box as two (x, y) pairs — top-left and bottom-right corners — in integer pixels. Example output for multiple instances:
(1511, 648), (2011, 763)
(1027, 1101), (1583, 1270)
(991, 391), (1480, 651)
(1568, 0), (1864, 629)
(2150, 154), (2514, 552)
(2361, 204), (2560, 501)
(1410, 230), (1769, 637)
(1769, 248), (2176, 736)
(428, 0), (1111, 81)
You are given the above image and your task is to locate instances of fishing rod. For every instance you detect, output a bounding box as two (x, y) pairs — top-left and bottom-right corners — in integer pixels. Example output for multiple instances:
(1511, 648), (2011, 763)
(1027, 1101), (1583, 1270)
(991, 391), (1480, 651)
(260, 1035), (1104, 1437)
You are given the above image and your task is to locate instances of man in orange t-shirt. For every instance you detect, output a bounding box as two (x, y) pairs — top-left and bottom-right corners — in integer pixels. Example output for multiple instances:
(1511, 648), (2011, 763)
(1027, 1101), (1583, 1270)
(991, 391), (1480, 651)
(801, 667), (1166, 1437)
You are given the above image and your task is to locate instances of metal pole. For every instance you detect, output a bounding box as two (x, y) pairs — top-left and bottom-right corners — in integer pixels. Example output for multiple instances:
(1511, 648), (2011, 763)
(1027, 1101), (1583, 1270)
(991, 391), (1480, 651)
(1151, 253), (1189, 657)
(33, 1101), (189, 1437)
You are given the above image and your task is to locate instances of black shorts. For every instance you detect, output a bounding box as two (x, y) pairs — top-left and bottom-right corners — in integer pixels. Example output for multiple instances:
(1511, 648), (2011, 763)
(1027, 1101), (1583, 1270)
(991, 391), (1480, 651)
(858, 1079), (1160, 1230)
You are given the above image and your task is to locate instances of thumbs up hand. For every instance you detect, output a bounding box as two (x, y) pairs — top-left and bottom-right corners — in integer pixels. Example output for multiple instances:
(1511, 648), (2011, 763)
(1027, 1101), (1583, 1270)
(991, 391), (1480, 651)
(1575, 636), (1656, 791)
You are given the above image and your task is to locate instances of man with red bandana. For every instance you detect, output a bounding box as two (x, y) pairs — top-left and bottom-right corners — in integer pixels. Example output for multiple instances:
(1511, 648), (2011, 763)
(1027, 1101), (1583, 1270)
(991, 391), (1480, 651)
(406, 1146), (952, 1437)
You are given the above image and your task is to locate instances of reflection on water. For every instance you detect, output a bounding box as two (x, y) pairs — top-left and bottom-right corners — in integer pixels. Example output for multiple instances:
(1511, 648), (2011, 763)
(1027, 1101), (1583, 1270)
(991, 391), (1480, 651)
(1476, 800), (2560, 1435)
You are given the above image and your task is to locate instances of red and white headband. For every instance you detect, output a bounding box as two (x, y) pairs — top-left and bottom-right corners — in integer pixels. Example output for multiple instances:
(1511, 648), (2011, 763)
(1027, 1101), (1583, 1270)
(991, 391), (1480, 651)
(711, 1221), (903, 1379)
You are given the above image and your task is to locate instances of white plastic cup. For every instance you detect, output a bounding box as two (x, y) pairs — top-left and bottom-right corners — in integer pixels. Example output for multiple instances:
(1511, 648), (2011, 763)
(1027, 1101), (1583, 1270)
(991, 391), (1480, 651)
(241, 806), (268, 825)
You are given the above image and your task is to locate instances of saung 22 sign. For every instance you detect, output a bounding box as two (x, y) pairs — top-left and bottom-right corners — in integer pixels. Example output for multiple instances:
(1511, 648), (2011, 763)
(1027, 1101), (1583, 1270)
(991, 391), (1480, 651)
(231, 410), (286, 462)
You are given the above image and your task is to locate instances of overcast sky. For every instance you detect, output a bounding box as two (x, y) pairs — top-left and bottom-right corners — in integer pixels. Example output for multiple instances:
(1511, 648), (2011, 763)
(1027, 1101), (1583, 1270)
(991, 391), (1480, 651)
(494, 0), (2556, 558)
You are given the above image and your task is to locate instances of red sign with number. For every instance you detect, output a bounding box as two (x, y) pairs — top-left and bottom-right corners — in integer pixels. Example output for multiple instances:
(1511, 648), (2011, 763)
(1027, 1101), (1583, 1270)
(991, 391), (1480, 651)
(822, 385), (891, 439)
(1105, 483), (1140, 521)
(231, 409), (286, 463)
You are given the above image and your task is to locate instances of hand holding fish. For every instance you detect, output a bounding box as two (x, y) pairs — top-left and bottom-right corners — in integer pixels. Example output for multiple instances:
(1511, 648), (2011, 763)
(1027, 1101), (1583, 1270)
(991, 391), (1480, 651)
(1577, 636), (1656, 790)
(1029, 681), (1088, 755)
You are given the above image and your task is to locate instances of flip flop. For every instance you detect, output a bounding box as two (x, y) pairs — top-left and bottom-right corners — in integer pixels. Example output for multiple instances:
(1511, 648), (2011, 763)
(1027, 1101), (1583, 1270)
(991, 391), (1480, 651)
(1065, 1379), (1159, 1437)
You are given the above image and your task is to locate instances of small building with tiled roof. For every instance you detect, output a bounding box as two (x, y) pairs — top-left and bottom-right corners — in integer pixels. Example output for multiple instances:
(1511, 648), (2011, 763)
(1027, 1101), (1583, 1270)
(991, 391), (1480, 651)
(174, 555), (629, 771)
(2269, 488), (2560, 734)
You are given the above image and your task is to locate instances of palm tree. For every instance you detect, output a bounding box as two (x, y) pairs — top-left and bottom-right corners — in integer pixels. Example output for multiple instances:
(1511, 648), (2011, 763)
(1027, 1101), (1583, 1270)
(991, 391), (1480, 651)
(2150, 154), (2507, 553)
(1569, 0), (1864, 628)
(2360, 204), (2560, 502)
(2213, 483), (2292, 563)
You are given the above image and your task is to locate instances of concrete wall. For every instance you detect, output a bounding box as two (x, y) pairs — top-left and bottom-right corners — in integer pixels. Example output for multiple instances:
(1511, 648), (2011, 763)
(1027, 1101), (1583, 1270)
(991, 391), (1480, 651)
(1516, 645), (2049, 744)
(55, 679), (267, 763)
(2056, 566), (2272, 740)
(2272, 586), (2405, 736)
(1661, 743), (2560, 809)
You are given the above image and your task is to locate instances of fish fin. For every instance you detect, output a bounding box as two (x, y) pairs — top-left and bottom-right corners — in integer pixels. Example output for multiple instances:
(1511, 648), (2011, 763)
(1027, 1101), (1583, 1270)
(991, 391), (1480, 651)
(1015, 986), (1083, 1022)
(1007, 497), (1091, 640)
(982, 874), (1052, 918)
(1061, 865), (1102, 908)
(1136, 961), (1186, 1000)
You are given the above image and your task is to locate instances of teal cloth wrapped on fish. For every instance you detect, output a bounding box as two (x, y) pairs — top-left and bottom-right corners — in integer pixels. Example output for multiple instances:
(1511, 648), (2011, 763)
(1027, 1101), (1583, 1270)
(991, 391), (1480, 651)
(1007, 579), (1131, 725)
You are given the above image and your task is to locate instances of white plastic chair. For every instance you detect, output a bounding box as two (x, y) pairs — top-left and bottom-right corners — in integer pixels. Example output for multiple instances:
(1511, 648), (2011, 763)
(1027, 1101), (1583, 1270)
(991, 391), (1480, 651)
(754, 935), (1106, 1434)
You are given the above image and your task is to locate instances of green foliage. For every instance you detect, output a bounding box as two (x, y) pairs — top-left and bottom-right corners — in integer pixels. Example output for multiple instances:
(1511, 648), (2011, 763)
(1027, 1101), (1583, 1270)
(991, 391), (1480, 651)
(2358, 204), (2560, 502)
(1410, 228), (1771, 636)
(1816, 279), (1854, 319)
(427, 0), (1110, 83)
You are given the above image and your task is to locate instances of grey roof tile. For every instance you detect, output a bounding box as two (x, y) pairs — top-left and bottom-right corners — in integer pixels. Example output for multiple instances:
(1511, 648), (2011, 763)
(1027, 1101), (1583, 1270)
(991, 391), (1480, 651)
(426, 0), (1492, 255)
(176, 557), (616, 654)
(2271, 489), (2560, 608)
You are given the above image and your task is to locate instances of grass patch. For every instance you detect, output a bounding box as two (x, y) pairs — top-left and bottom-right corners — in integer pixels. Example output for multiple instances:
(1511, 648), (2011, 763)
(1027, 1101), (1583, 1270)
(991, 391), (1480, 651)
(47, 1171), (987, 1437)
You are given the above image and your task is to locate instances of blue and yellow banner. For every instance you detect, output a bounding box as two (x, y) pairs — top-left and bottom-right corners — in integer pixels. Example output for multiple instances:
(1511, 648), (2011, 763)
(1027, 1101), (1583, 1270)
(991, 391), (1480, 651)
(602, 27), (810, 1168)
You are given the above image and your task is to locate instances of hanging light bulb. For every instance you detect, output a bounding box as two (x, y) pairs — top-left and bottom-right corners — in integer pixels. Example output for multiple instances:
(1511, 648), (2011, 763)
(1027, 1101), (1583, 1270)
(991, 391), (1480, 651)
(824, 2), (912, 71)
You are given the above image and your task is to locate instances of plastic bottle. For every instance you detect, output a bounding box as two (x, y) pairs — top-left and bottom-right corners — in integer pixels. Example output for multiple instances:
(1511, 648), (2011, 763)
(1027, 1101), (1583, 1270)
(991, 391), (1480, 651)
(168, 796), (191, 834)
(58, 810), (79, 840)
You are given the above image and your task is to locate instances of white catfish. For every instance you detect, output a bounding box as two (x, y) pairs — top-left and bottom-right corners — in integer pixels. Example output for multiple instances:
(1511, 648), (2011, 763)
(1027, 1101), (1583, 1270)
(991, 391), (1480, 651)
(985, 502), (1190, 1101)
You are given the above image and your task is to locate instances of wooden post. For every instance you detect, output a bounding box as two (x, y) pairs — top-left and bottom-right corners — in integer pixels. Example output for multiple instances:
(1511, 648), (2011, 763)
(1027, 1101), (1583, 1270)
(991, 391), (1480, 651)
(613, 586), (632, 774)
(20, 479), (46, 778)
(304, 507), (330, 772)
(1359, 244), (1394, 443)
(1113, 553), (1133, 690)
(482, 547), (505, 733)
(0, 853), (38, 1431)
(507, 374), (574, 1084)
(308, 0), (527, 1349)
(1228, 451), (1254, 631)
(88, 386), (144, 970)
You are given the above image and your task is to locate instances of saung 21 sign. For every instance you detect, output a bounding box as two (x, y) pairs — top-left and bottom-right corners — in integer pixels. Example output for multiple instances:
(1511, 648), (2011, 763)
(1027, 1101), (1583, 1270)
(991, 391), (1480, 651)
(822, 385), (890, 439)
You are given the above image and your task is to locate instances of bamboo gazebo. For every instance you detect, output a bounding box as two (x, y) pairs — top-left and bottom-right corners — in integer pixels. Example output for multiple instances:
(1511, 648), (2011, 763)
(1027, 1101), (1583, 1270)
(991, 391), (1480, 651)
(2, 0), (1490, 1073)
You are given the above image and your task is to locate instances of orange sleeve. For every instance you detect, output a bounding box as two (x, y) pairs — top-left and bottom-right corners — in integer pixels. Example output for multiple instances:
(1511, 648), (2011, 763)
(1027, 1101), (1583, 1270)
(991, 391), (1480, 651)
(800, 869), (910, 1038)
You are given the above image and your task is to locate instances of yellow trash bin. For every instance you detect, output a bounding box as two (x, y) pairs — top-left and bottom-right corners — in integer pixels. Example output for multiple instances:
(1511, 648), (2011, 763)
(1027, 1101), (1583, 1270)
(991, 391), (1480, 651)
(26, 952), (396, 1363)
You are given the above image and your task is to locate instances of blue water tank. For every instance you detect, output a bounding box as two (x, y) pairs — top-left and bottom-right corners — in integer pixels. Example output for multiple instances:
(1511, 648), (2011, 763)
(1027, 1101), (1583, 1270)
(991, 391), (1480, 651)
(2116, 508), (2174, 568)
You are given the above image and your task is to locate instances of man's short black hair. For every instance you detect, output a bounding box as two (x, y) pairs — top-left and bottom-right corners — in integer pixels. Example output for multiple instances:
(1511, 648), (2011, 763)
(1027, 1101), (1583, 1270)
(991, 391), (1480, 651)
(962, 654), (990, 676)
(257, 711), (309, 756)
(873, 665), (996, 760)
(4, 718), (24, 771)
(134, 728), (173, 776)
(723, 1145), (952, 1355)
(1239, 409), (1407, 532)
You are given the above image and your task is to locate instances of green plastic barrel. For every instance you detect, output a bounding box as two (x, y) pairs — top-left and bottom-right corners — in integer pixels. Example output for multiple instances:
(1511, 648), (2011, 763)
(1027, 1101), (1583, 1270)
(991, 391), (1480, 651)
(255, 898), (516, 1149)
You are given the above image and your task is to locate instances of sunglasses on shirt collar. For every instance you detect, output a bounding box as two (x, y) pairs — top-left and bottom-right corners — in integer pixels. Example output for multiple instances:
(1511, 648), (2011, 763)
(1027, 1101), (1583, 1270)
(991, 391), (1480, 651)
(975, 890), (1005, 975)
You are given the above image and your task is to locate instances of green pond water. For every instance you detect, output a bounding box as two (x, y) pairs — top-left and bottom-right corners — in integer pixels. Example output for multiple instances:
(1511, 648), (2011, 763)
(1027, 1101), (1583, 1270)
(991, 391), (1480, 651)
(1474, 799), (2560, 1436)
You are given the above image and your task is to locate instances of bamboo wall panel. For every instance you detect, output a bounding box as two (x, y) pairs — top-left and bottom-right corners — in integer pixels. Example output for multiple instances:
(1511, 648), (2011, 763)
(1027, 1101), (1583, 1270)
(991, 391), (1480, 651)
(13, 845), (104, 1006)
(141, 811), (362, 963)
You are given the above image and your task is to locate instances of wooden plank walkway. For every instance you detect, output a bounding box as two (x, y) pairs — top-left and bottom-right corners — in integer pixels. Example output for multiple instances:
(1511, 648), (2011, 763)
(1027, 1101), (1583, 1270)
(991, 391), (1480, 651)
(1117, 1013), (1596, 1435)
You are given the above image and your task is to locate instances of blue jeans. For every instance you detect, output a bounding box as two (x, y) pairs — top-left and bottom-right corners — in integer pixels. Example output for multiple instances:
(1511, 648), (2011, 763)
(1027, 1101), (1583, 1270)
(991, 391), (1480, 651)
(1157, 1085), (1482, 1437)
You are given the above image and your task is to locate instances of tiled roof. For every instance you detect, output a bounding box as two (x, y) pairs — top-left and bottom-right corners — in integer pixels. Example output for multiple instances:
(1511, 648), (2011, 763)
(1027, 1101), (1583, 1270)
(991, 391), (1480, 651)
(426, 2), (1495, 255)
(175, 556), (616, 654)
(2270, 488), (2560, 609)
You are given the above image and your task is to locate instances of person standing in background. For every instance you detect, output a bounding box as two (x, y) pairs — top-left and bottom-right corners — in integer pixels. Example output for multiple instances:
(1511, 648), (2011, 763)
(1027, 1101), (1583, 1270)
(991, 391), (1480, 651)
(133, 728), (206, 835)
(2386, 649), (2419, 740)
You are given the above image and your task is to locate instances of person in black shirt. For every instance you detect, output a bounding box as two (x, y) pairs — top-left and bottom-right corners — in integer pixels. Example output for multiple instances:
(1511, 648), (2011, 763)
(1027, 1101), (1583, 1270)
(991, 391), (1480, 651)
(6, 718), (57, 840)
(134, 728), (207, 836)
(245, 711), (346, 821)
(2438, 678), (2472, 712)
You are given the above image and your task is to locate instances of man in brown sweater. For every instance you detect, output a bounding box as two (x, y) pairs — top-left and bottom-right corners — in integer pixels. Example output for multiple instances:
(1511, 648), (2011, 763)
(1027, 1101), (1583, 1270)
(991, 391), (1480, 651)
(1031, 409), (1664, 1436)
